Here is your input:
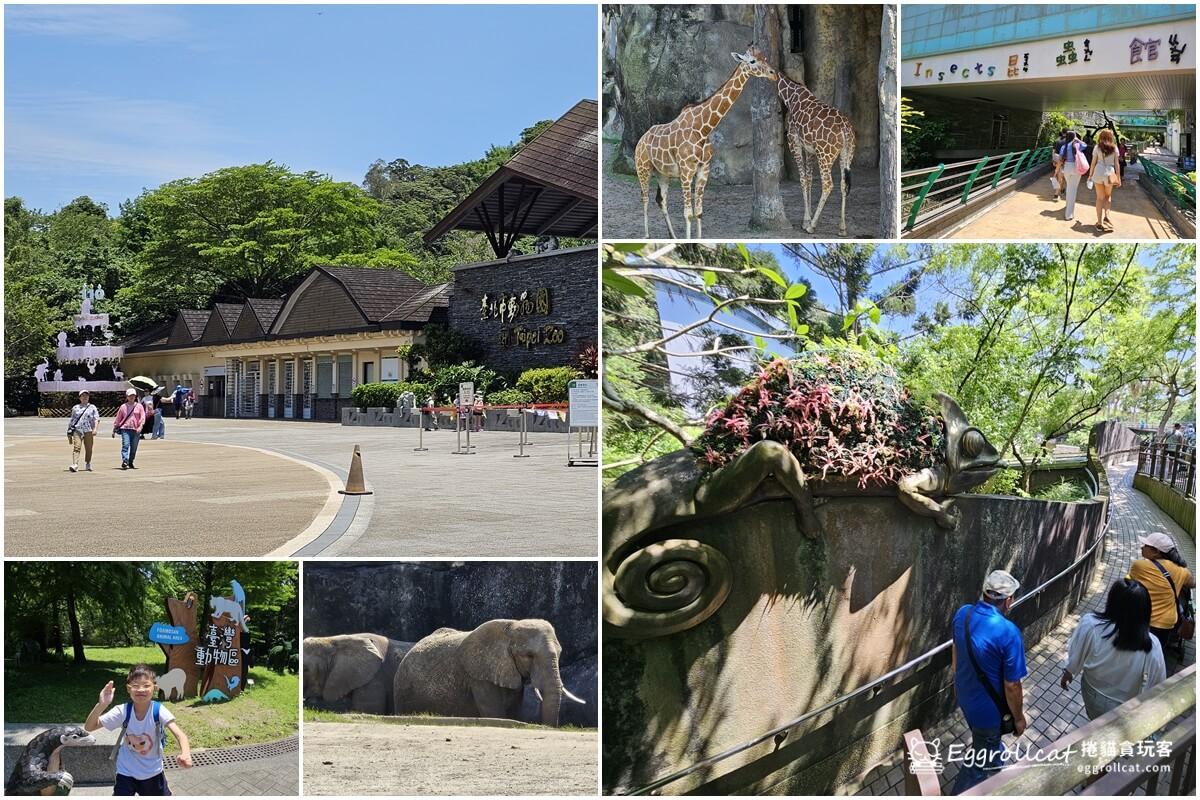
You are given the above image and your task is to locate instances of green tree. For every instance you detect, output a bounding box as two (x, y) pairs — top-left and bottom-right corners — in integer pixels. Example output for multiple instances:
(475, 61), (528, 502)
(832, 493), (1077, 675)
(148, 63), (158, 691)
(899, 243), (1191, 487)
(116, 163), (414, 331)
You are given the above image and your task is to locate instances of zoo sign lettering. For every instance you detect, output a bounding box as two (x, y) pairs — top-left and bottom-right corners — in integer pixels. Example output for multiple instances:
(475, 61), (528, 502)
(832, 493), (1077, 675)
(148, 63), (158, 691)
(500, 324), (567, 349)
(480, 288), (551, 323)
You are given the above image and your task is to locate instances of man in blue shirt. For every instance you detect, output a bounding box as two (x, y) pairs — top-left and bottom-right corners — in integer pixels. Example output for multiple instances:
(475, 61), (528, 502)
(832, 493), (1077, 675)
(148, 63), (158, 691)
(950, 569), (1028, 794)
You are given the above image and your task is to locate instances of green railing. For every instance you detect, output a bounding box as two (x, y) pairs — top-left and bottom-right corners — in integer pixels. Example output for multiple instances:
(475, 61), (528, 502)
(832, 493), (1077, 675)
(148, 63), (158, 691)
(1140, 158), (1197, 217)
(901, 146), (1054, 233)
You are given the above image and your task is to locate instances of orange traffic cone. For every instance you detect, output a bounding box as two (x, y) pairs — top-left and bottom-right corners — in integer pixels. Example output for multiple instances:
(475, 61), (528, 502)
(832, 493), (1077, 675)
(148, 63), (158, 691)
(338, 445), (373, 496)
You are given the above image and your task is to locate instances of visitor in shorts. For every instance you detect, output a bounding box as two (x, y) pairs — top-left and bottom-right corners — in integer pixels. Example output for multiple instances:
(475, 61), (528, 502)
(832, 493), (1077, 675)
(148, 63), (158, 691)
(172, 384), (187, 420)
(113, 389), (147, 469)
(1060, 579), (1166, 719)
(184, 390), (195, 420)
(1051, 129), (1067, 200)
(86, 665), (192, 795)
(1086, 129), (1121, 233)
(66, 389), (100, 473)
(950, 569), (1028, 794)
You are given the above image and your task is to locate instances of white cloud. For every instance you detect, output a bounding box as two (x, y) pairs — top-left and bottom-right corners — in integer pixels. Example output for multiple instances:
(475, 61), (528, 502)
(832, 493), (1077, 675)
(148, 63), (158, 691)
(5, 5), (191, 43)
(5, 93), (245, 183)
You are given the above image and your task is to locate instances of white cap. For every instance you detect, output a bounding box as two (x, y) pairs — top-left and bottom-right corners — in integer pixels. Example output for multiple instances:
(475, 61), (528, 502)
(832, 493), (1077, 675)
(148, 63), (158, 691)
(1138, 532), (1176, 553)
(126, 388), (137, 396)
(983, 570), (1020, 599)
(78, 390), (89, 397)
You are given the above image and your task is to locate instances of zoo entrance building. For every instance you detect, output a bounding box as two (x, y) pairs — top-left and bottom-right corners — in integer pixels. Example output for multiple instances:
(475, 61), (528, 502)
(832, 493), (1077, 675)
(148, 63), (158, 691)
(117, 100), (598, 421)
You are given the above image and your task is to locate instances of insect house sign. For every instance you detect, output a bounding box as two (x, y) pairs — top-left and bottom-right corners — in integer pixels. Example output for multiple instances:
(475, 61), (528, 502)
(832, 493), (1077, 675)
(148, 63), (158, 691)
(148, 580), (249, 703)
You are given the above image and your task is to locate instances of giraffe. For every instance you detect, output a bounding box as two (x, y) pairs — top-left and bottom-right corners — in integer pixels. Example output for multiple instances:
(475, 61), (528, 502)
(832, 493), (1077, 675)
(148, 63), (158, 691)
(777, 73), (856, 236)
(635, 46), (778, 239)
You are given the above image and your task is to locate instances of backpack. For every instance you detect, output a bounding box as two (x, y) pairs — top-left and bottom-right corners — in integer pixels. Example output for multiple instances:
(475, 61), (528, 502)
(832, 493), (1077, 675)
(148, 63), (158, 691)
(109, 701), (166, 763)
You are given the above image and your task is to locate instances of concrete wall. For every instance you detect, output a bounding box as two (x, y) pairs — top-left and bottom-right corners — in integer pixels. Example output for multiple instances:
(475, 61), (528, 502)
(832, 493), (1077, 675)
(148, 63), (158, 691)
(303, 562), (597, 726)
(602, 463), (1108, 794)
(1091, 419), (1142, 464)
(447, 247), (597, 378)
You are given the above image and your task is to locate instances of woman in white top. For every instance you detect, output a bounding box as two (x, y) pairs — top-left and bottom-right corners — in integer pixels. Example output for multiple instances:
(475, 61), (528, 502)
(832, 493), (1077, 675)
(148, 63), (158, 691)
(1060, 578), (1166, 719)
(1087, 128), (1122, 233)
(1058, 131), (1086, 221)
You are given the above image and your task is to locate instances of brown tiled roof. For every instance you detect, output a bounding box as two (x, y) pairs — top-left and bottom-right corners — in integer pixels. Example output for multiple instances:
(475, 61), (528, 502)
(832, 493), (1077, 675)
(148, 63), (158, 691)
(214, 303), (243, 332)
(179, 310), (210, 341)
(318, 266), (450, 325)
(423, 99), (598, 245)
(505, 99), (597, 201)
(247, 298), (284, 329)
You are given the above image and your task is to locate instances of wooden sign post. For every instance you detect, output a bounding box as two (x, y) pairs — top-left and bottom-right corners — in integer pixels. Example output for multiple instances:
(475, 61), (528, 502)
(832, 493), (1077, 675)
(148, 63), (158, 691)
(198, 593), (246, 702)
(157, 592), (201, 700)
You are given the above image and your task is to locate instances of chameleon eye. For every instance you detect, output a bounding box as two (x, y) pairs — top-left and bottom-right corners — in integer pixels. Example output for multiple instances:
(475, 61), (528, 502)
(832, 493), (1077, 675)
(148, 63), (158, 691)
(961, 429), (985, 458)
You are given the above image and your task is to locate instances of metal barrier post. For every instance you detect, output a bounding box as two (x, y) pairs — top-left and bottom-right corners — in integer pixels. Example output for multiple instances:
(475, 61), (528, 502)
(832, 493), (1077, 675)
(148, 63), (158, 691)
(904, 164), (945, 230)
(464, 409), (475, 454)
(514, 408), (530, 458)
(1009, 148), (1032, 179)
(989, 151), (1019, 189)
(960, 156), (991, 204)
(414, 408), (429, 451)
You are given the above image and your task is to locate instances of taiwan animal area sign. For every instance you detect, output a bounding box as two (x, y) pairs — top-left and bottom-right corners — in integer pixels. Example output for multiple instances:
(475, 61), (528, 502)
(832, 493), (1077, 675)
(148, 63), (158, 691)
(148, 581), (249, 704)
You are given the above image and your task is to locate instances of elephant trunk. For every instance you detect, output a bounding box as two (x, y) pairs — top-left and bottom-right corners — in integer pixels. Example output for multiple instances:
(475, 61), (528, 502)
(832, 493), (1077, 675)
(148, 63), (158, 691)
(532, 654), (564, 727)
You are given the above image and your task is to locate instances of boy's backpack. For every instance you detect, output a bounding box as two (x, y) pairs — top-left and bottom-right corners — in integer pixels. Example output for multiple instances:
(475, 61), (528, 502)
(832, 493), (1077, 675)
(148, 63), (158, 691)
(109, 701), (166, 762)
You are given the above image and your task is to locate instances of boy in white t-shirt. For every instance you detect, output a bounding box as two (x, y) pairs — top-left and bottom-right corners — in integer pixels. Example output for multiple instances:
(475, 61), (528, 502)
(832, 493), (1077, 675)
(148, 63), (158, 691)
(85, 665), (192, 795)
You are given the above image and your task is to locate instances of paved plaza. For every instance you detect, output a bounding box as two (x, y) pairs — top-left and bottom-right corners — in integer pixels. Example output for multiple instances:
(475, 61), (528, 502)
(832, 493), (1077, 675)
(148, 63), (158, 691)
(70, 738), (299, 795)
(948, 154), (1184, 240)
(855, 462), (1194, 795)
(4, 416), (597, 558)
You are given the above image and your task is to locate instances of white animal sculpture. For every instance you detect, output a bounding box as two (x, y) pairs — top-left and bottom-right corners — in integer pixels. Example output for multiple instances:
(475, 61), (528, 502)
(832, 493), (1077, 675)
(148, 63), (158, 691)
(210, 596), (249, 632)
(156, 668), (187, 701)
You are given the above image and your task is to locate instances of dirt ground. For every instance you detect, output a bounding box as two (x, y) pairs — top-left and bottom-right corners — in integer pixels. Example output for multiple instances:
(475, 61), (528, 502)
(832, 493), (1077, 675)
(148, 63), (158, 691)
(303, 720), (598, 795)
(603, 141), (886, 239)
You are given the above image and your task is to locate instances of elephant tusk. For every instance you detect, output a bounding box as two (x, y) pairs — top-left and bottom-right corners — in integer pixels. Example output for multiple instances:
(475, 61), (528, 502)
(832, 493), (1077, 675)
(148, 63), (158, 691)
(563, 687), (586, 705)
(532, 686), (543, 703)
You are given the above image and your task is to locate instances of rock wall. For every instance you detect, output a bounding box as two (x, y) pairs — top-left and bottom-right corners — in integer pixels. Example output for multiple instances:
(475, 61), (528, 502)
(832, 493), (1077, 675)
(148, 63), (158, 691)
(447, 247), (597, 378)
(602, 463), (1107, 794)
(304, 562), (597, 726)
(605, 4), (884, 184)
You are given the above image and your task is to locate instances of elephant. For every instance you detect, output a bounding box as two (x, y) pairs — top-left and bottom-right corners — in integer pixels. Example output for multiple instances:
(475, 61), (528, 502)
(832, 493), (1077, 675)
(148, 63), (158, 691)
(392, 619), (586, 727)
(303, 633), (413, 715)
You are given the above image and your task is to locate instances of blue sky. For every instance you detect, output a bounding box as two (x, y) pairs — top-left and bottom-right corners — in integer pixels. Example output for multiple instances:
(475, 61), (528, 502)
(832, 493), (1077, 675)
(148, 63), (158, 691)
(5, 4), (597, 214)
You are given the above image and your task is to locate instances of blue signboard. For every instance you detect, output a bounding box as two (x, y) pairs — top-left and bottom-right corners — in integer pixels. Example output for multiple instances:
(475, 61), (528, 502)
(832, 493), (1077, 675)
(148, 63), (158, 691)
(148, 622), (190, 646)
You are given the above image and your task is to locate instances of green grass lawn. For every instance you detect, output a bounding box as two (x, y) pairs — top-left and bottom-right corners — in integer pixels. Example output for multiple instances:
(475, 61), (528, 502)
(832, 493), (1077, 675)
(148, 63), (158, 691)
(5, 645), (298, 752)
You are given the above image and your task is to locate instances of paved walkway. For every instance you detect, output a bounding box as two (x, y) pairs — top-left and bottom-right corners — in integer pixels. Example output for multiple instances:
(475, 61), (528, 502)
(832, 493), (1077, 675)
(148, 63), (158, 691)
(948, 159), (1183, 240)
(4, 424), (334, 557)
(72, 738), (299, 795)
(4, 417), (597, 558)
(855, 462), (1194, 795)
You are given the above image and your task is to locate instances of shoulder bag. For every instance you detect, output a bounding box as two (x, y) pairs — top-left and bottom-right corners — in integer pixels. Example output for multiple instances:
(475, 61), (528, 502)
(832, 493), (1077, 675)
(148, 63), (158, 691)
(965, 608), (1016, 734)
(1152, 560), (1194, 641)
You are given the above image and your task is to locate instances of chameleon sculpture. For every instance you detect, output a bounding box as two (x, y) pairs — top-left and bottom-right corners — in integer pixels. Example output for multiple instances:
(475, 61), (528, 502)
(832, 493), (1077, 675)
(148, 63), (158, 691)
(4, 726), (95, 795)
(603, 353), (1001, 639)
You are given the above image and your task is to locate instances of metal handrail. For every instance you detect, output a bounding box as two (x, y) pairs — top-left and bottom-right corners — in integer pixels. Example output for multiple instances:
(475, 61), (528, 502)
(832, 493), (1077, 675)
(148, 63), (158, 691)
(901, 146), (1053, 232)
(1140, 158), (1196, 215)
(625, 467), (1115, 796)
(1136, 439), (1196, 499)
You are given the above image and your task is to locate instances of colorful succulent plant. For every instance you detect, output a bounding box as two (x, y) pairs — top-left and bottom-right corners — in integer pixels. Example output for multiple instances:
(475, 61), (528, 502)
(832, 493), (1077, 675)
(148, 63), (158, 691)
(693, 349), (945, 488)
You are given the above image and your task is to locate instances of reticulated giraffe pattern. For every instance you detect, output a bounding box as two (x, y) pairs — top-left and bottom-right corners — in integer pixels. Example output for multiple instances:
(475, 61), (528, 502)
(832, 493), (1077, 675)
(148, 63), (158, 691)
(778, 73), (856, 236)
(634, 47), (778, 239)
